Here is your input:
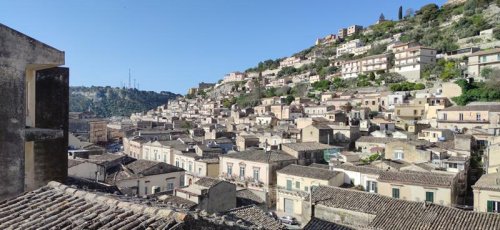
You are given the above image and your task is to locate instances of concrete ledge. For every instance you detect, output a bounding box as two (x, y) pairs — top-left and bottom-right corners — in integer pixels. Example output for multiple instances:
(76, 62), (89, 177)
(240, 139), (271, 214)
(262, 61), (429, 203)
(24, 128), (63, 141)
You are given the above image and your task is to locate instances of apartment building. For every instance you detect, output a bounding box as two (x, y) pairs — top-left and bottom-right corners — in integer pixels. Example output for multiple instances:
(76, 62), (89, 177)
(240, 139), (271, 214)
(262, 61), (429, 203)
(360, 53), (392, 74)
(280, 56), (304, 67)
(467, 48), (500, 81)
(223, 72), (245, 83)
(336, 39), (365, 57)
(347, 25), (363, 36)
(341, 60), (362, 79)
(338, 28), (347, 39)
(436, 105), (500, 133)
(393, 42), (436, 81)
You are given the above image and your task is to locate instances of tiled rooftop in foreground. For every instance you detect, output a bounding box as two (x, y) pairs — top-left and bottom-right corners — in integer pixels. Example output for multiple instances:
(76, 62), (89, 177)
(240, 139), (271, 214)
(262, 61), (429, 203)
(0, 181), (281, 229)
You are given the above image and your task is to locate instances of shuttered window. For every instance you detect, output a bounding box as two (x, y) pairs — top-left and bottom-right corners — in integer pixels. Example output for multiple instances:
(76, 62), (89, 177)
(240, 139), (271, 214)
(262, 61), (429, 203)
(392, 188), (400, 199)
(425, 191), (434, 203)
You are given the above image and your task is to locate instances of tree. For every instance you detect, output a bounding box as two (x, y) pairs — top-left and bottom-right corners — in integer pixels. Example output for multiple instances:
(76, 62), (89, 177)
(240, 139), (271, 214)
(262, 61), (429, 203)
(418, 4), (439, 25)
(379, 13), (386, 22)
(481, 67), (500, 79)
(285, 95), (295, 105)
(398, 6), (403, 20)
(440, 61), (461, 80)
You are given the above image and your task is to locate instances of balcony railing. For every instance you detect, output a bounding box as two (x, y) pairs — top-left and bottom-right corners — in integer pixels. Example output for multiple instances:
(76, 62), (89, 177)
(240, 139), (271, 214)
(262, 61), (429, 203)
(220, 173), (264, 188)
(276, 186), (309, 198)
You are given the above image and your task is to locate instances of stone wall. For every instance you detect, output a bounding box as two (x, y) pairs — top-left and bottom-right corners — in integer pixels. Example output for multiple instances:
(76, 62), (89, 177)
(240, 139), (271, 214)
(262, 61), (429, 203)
(0, 23), (65, 200)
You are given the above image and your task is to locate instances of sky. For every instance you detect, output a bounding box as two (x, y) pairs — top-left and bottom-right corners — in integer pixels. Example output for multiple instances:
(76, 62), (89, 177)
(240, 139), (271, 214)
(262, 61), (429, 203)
(0, 0), (446, 94)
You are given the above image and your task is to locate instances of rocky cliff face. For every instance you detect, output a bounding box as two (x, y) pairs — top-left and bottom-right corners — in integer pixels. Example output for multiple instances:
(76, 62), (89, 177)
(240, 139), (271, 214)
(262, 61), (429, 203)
(70, 86), (180, 117)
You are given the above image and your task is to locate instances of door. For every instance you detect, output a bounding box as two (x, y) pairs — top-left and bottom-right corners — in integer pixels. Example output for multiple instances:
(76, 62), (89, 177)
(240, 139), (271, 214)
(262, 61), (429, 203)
(284, 198), (294, 214)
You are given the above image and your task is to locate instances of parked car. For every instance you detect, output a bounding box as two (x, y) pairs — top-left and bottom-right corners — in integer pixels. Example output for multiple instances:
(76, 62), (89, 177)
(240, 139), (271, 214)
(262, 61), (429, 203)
(279, 216), (299, 225)
(267, 211), (278, 220)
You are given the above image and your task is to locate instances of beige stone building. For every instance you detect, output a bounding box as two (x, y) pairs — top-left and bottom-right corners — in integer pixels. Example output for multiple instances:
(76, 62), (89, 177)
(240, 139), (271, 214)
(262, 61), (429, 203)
(473, 172), (500, 213)
(377, 170), (458, 206)
(360, 53), (392, 74)
(276, 164), (343, 217)
(281, 142), (342, 166)
(467, 48), (500, 81)
(355, 136), (393, 154)
(236, 134), (260, 151)
(89, 120), (108, 144)
(219, 149), (297, 205)
(437, 105), (500, 133)
(123, 136), (148, 159)
(395, 104), (426, 122)
(302, 124), (333, 144)
(175, 177), (236, 213)
(385, 140), (431, 163)
(341, 59), (362, 79)
(106, 160), (185, 196)
(393, 42), (436, 81)
(417, 128), (455, 143)
(347, 25), (363, 36)
(174, 152), (219, 186)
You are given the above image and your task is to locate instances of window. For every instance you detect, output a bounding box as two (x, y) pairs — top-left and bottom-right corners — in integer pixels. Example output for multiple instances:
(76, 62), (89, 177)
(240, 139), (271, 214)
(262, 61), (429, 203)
(144, 186), (148, 195)
(239, 166), (245, 178)
(189, 162), (193, 172)
(253, 168), (260, 181)
(166, 181), (174, 191)
(449, 163), (458, 168)
(481, 56), (487, 63)
(392, 188), (400, 199)
(425, 191), (434, 203)
(227, 165), (233, 175)
(175, 160), (179, 167)
(366, 181), (377, 193)
(459, 113), (464, 121)
(487, 200), (500, 213)
(286, 180), (292, 191)
(394, 151), (404, 160)
(443, 113), (447, 120)
(304, 186), (309, 192)
(397, 110), (401, 116)
(198, 167), (202, 176)
(476, 113), (481, 121)
(413, 110), (417, 115)
(153, 186), (161, 194)
(296, 181), (301, 189)
(372, 101), (375, 105)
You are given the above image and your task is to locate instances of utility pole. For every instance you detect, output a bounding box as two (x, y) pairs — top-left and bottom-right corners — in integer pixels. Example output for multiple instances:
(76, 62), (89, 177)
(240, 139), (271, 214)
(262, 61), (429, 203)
(128, 69), (131, 89)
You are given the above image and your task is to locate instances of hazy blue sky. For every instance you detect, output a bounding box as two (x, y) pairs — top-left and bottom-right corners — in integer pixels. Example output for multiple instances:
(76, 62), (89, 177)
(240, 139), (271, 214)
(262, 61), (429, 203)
(0, 0), (445, 94)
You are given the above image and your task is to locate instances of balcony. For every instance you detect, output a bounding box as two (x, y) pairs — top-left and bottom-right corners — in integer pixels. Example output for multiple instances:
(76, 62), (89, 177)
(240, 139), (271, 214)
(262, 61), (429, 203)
(220, 173), (264, 188)
(276, 186), (309, 198)
(437, 119), (489, 124)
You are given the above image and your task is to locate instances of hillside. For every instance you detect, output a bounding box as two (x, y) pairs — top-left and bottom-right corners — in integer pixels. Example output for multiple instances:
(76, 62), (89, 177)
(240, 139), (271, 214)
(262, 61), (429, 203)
(70, 86), (180, 117)
(192, 0), (500, 107)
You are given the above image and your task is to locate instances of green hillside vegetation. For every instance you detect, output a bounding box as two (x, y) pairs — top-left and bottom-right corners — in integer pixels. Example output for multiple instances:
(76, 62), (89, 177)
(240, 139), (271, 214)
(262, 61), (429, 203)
(70, 86), (179, 117)
(453, 77), (500, 105)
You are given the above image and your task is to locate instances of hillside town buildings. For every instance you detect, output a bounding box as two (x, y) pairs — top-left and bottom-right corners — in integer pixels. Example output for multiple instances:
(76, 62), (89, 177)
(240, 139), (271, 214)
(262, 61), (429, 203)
(2, 1), (500, 228)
